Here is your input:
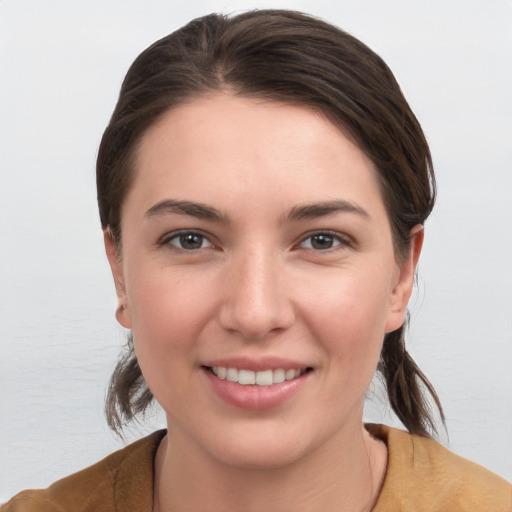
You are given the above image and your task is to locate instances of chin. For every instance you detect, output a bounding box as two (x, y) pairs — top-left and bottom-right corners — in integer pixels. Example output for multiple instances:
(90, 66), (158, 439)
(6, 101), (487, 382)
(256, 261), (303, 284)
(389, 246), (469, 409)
(195, 419), (328, 471)
(212, 439), (309, 471)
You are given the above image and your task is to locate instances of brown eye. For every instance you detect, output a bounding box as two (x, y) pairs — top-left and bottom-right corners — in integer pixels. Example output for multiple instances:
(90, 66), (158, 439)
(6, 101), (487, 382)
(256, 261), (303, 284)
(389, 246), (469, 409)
(311, 234), (334, 250)
(299, 232), (347, 251)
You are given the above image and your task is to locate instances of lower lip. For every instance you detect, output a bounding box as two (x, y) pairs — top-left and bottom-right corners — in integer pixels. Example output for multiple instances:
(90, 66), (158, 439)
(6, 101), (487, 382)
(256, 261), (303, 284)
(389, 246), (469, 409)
(203, 368), (309, 410)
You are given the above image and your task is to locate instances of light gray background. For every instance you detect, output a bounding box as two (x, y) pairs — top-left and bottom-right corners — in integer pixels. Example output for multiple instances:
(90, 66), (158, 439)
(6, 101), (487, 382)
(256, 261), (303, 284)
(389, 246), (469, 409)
(1, 0), (511, 501)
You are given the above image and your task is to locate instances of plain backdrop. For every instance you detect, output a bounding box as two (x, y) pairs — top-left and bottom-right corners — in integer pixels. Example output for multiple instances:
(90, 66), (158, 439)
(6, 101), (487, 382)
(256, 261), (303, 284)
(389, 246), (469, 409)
(1, 0), (511, 501)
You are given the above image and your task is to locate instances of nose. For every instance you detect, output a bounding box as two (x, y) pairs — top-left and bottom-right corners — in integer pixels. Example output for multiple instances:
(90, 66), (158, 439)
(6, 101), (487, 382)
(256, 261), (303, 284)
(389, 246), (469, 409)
(219, 247), (295, 341)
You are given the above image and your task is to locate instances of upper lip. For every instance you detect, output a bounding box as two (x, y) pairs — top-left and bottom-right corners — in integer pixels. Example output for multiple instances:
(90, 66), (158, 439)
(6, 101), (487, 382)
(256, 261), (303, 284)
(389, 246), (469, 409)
(201, 356), (311, 372)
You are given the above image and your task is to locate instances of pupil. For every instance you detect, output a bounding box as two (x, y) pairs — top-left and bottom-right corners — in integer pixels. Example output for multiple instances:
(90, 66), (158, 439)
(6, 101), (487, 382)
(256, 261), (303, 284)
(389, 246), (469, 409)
(180, 233), (202, 249)
(312, 234), (333, 250)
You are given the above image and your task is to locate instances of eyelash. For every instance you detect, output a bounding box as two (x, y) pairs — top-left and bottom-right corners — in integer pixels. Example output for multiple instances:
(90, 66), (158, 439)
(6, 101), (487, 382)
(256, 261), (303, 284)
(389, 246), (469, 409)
(158, 229), (352, 253)
(158, 230), (214, 252)
(297, 230), (352, 252)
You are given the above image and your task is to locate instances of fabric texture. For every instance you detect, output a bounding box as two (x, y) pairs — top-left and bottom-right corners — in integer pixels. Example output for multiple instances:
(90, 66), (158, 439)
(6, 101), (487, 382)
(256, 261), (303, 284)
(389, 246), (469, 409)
(3, 425), (511, 511)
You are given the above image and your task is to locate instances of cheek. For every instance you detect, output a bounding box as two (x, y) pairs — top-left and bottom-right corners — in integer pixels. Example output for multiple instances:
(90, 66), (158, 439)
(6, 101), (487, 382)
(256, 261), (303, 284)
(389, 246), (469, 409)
(126, 271), (220, 412)
(299, 267), (392, 368)
(126, 267), (215, 369)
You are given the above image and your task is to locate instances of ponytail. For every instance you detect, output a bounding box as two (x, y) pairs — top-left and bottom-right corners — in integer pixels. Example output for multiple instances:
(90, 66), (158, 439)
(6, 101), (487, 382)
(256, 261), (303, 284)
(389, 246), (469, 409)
(378, 322), (445, 438)
(105, 334), (153, 434)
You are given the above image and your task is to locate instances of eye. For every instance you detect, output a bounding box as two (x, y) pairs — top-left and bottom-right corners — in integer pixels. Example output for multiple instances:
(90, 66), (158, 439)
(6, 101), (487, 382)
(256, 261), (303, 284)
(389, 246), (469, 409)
(299, 232), (348, 251)
(162, 231), (212, 251)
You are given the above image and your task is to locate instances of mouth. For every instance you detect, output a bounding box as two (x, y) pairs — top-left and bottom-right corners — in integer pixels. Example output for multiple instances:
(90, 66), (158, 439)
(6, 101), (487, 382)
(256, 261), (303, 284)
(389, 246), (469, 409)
(204, 366), (313, 386)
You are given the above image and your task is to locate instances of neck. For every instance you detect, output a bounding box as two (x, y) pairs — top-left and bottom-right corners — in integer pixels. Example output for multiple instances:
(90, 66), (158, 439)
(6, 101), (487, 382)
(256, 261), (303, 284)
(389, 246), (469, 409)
(153, 422), (387, 512)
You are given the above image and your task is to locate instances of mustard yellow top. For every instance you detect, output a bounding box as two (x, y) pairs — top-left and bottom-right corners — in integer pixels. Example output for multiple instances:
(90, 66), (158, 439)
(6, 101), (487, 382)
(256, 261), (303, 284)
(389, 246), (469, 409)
(3, 425), (511, 512)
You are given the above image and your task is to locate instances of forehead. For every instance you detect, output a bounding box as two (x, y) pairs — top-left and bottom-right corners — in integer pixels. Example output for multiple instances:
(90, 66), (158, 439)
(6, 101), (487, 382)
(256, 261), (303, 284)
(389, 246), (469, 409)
(127, 93), (386, 220)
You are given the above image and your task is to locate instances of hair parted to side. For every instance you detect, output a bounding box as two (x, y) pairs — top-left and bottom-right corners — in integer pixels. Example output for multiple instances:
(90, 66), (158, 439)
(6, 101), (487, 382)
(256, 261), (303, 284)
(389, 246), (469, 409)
(98, 10), (444, 437)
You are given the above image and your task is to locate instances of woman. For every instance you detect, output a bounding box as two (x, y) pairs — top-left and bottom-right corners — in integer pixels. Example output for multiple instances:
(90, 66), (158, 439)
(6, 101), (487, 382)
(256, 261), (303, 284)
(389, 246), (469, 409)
(3, 9), (511, 512)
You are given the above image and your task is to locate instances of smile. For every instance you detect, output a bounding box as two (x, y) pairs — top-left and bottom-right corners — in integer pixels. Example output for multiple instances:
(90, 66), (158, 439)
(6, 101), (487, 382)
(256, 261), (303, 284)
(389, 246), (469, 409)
(207, 367), (311, 386)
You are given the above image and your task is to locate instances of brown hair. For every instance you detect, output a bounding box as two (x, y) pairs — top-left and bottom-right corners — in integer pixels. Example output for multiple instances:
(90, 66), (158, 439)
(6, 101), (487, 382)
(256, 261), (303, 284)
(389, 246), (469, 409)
(98, 10), (444, 437)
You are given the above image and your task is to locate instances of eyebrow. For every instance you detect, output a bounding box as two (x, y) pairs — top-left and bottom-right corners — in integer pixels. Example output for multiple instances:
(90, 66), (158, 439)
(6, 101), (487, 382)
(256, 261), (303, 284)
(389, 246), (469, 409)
(145, 198), (369, 223)
(286, 200), (370, 221)
(145, 199), (229, 222)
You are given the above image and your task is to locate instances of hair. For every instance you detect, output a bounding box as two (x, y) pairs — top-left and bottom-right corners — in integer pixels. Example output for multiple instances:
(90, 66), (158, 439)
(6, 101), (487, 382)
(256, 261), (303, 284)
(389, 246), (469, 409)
(97, 9), (444, 437)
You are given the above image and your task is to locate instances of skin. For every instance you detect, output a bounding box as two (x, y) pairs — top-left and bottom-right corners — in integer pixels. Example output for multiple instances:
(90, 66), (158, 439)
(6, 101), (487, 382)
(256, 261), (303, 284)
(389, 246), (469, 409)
(105, 93), (423, 512)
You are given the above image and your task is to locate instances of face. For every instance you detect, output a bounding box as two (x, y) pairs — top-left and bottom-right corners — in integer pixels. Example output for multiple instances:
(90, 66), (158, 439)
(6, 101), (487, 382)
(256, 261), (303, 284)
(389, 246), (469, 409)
(106, 94), (421, 469)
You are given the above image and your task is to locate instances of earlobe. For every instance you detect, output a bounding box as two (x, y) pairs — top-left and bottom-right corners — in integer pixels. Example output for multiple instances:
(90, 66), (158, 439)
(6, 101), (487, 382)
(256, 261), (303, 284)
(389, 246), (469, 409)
(385, 225), (424, 333)
(103, 229), (132, 329)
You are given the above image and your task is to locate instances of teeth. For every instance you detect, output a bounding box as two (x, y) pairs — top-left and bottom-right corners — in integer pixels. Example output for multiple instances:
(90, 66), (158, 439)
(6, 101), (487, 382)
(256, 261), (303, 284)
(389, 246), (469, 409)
(255, 369), (273, 386)
(273, 368), (285, 384)
(210, 367), (307, 386)
(238, 369), (256, 385)
(226, 367), (238, 382)
(284, 369), (294, 380)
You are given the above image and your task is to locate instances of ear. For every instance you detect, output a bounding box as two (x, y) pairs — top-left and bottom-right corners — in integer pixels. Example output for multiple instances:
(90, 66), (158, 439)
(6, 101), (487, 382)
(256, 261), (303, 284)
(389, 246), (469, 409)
(104, 229), (132, 329)
(385, 225), (424, 333)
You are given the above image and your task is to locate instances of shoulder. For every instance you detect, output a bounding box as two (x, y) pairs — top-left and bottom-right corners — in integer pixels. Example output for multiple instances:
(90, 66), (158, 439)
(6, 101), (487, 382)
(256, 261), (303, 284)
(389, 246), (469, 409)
(1, 430), (166, 512)
(369, 424), (512, 512)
